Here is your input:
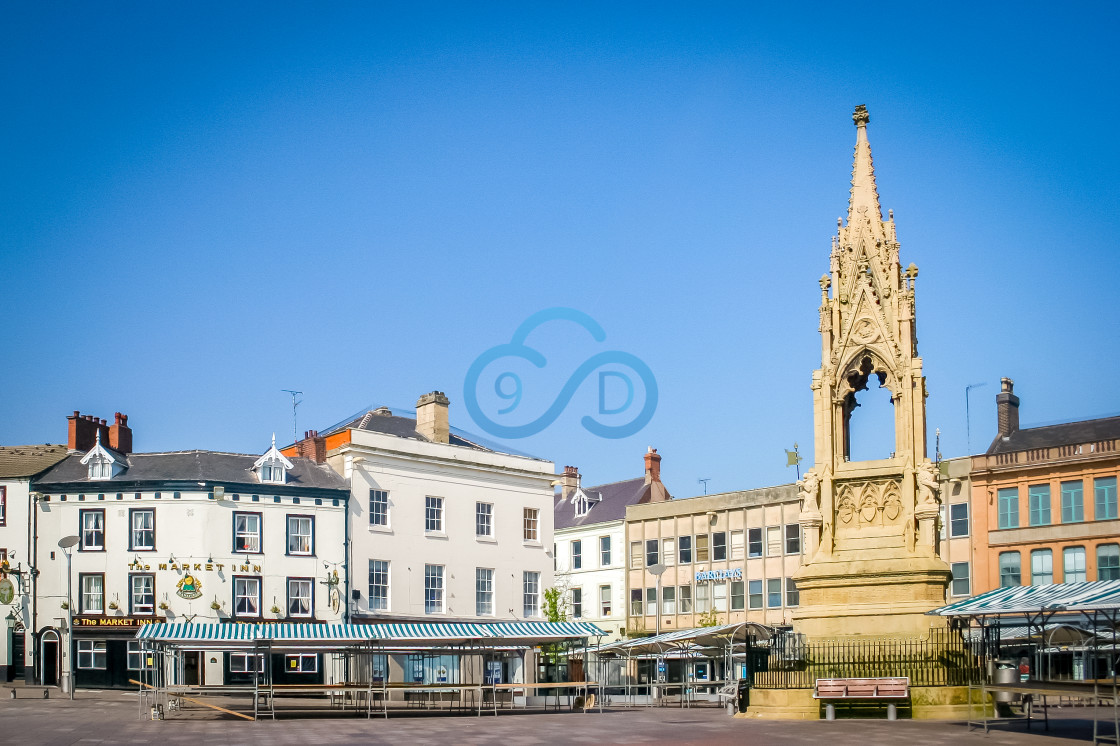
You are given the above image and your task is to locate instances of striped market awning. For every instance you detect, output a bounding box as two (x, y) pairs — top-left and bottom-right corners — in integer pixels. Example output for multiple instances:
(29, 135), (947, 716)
(136, 620), (606, 646)
(928, 580), (1120, 617)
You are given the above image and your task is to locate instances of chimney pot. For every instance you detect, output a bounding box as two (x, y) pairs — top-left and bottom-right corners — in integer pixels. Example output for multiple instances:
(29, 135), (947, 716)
(415, 391), (451, 444)
(995, 377), (1020, 441)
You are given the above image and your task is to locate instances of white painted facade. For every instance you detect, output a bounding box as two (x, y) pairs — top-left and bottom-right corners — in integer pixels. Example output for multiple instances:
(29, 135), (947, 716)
(335, 428), (555, 623)
(31, 452), (348, 688)
(554, 517), (628, 642)
(1, 476), (35, 680)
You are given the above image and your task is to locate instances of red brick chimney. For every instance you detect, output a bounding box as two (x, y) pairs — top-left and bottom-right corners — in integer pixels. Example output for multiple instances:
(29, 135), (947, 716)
(67, 411), (109, 452)
(295, 430), (327, 464)
(996, 378), (1020, 439)
(109, 412), (133, 454)
(643, 447), (670, 503)
(644, 447), (662, 483)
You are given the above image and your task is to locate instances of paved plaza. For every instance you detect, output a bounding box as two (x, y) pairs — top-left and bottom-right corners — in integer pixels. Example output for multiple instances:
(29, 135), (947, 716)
(0, 689), (1113, 745)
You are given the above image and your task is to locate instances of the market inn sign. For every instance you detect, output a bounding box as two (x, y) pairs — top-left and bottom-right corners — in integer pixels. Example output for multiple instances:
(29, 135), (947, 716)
(127, 561), (263, 573)
(73, 616), (167, 628)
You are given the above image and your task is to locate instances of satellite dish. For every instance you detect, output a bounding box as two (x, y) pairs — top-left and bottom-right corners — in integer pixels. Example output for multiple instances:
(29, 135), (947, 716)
(57, 536), (79, 549)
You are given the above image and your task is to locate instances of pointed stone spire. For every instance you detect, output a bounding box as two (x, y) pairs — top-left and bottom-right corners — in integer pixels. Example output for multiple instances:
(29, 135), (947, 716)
(847, 105), (883, 226)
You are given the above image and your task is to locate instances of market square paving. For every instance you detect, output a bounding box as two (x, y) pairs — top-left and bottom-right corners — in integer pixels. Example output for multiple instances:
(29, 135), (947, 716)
(0, 689), (1108, 745)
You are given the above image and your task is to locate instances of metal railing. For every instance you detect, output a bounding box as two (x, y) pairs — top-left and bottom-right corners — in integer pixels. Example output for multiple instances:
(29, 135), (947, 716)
(752, 627), (985, 690)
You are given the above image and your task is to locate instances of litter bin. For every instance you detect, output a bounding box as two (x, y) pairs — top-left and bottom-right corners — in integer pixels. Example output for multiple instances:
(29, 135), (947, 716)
(994, 661), (1021, 703)
(737, 681), (750, 713)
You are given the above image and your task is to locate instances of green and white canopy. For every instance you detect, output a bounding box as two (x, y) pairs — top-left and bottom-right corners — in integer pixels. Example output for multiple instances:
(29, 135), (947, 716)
(136, 621), (606, 649)
(929, 580), (1120, 617)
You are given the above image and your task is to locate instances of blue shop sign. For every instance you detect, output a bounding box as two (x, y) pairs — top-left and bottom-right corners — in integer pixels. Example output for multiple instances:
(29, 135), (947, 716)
(695, 568), (743, 582)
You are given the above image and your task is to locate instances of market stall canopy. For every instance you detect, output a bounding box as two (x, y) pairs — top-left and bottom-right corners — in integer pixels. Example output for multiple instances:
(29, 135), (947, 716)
(929, 580), (1120, 617)
(136, 621), (606, 650)
(592, 622), (775, 657)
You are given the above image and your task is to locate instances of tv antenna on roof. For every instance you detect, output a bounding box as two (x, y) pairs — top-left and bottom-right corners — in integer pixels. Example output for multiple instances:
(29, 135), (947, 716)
(282, 389), (303, 445)
(698, 478), (711, 495)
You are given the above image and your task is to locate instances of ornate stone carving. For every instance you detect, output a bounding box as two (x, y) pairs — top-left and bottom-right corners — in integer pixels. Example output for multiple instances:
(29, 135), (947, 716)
(835, 478), (904, 528)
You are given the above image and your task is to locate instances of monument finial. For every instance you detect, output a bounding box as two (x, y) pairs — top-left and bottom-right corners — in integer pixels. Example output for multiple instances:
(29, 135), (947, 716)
(847, 105), (882, 224)
(852, 104), (870, 127)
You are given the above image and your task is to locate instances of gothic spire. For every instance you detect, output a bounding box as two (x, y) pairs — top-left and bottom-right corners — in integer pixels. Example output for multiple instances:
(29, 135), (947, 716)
(847, 105), (883, 226)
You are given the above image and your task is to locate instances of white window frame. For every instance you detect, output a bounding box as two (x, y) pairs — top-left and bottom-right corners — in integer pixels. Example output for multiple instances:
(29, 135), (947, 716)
(234, 512), (262, 553)
(425, 496), (444, 533)
(571, 540), (582, 570)
(287, 577), (313, 617)
(234, 576), (261, 617)
(369, 559), (390, 612)
(523, 571), (540, 617)
(599, 535), (611, 566)
(229, 653), (265, 673)
(286, 515), (313, 556)
(369, 489), (390, 527)
(80, 574), (104, 614)
(130, 573), (155, 615)
(286, 654), (318, 673)
(523, 508), (539, 542)
(77, 639), (107, 669)
(127, 640), (154, 671)
(475, 567), (494, 616)
(571, 587), (582, 619)
(425, 564), (445, 614)
(79, 509), (104, 551)
(600, 584), (612, 616)
(130, 508), (155, 551)
(476, 502), (493, 537)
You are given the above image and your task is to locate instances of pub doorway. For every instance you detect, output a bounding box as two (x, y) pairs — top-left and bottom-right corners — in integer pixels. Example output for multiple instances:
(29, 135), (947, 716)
(40, 629), (60, 686)
(183, 651), (202, 686)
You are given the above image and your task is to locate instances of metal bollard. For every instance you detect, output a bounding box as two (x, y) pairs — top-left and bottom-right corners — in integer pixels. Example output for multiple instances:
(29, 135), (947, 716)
(43, 689), (49, 699)
(825, 703), (836, 720)
(887, 703), (897, 720)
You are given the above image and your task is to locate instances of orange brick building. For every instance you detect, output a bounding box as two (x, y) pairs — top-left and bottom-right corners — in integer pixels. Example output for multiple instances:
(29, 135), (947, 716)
(970, 379), (1120, 593)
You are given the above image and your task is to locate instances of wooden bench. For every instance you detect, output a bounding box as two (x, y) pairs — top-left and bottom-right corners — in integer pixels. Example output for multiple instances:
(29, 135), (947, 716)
(813, 677), (909, 720)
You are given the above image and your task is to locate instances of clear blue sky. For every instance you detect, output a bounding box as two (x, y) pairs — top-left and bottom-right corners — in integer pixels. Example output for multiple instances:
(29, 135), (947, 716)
(3, 3), (1118, 498)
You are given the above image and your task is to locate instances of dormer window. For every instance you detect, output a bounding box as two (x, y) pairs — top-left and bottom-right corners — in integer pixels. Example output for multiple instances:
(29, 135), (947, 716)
(260, 461), (285, 483)
(253, 435), (294, 485)
(574, 494), (590, 517)
(89, 456), (113, 480)
(80, 431), (124, 481)
(570, 487), (599, 519)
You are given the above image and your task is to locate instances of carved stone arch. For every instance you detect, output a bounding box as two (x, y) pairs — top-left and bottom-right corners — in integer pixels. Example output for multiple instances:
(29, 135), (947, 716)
(838, 349), (900, 462)
(837, 348), (899, 400)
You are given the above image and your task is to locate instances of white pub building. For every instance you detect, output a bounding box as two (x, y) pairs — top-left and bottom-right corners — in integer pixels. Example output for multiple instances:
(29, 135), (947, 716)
(31, 412), (349, 690)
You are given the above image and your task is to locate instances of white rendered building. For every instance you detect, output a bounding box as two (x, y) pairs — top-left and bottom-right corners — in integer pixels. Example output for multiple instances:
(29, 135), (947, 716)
(287, 393), (556, 628)
(553, 451), (670, 643)
(31, 412), (349, 690)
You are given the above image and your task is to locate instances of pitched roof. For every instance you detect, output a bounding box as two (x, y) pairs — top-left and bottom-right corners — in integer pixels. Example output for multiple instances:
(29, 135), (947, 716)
(0, 444), (69, 479)
(322, 409), (492, 451)
(555, 476), (649, 530)
(986, 415), (1120, 455)
(34, 450), (348, 492)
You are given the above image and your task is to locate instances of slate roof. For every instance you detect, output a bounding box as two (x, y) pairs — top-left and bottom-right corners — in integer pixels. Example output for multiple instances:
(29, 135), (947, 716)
(554, 476), (650, 530)
(321, 409), (491, 451)
(0, 444), (69, 479)
(986, 415), (1120, 455)
(34, 450), (349, 492)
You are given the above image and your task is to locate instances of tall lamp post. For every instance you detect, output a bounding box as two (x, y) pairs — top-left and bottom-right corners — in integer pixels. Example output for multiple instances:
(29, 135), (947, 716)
(647, 562), (666, 697)
(57, 536), (79, 700)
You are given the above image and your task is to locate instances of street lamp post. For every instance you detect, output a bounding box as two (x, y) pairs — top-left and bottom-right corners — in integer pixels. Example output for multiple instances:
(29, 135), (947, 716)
(647, 562), (667, 698)
(57, 536), (79, 700)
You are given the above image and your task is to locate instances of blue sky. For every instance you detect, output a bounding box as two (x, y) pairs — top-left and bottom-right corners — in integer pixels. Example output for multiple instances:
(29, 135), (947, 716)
(2, 3), (1118, 498)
